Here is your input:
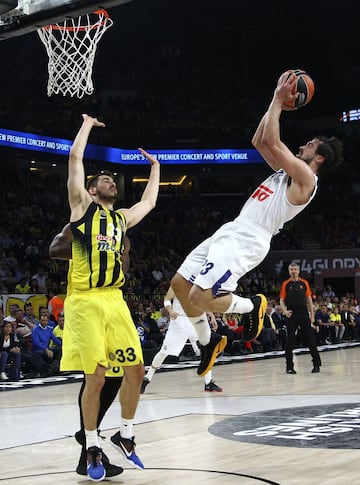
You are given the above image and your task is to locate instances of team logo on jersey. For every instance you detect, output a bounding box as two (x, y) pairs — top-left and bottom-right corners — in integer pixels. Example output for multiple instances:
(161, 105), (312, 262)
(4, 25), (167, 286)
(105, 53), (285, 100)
(109, 352), (116, 361)
(251, 184), (274, 202)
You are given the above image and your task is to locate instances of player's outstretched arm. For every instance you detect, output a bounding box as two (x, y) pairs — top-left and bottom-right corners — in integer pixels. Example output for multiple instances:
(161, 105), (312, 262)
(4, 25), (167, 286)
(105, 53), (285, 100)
(121, 148), (160, 228)
(68, 114), (105, 222)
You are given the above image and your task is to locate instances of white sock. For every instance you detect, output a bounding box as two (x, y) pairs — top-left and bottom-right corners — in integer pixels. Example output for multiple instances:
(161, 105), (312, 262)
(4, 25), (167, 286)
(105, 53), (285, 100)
(204, 370), (212, 385)
(224, 294), (254, 314)
(120, 418), (134, 439)
(188, 313), (211, 345)
(146, 350), (168, 380)
(85, 429), (99, 449)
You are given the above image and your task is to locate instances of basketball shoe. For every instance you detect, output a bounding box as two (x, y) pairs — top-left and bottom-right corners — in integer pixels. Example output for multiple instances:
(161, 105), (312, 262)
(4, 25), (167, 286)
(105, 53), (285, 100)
(204, 380), (223, 392)
(75, 430), (123, 477)
(242, 294), (267, 341)
(197, 332), (227, 376)
(86, 446), (105, 482)
(111, 431), (144, 469)
(140, 377), (150, 394)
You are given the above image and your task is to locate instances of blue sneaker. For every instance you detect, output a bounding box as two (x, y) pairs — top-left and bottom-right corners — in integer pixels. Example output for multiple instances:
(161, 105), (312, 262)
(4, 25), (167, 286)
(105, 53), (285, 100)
(86, 446), (106, 482)
(110, 431), (144, 469)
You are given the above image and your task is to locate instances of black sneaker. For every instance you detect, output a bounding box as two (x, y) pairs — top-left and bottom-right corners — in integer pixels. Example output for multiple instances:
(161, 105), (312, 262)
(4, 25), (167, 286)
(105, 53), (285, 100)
(197, 332), (227, 376)
(286, 369), (297, 374)
(86, 446), (105, 482)
(311, 366), (320, 373)
(140, 377), (150, 394)
(111, 431), (144, 469)
(75, 430), (124, 478)
(75, 429), (86, 446)
(242, 294), (267, 341)
(204, 380), (223, 392)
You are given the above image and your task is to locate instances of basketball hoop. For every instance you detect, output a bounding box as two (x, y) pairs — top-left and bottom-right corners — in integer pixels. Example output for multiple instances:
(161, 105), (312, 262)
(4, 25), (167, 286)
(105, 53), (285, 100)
(37, 9), (113, 98)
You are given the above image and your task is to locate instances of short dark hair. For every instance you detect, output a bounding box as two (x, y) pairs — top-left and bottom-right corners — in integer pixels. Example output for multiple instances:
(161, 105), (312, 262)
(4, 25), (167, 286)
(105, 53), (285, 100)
(315, 135), (344, 176)
(86, 171), (114, 190)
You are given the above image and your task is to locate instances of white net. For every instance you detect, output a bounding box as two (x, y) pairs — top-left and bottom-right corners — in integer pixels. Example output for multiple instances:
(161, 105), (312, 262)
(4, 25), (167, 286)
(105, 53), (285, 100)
(37, 10), (113, 98)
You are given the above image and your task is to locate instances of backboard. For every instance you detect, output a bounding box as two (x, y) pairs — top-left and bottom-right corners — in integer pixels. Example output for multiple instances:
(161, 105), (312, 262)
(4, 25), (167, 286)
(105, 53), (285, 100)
(0, 0), (133, 40)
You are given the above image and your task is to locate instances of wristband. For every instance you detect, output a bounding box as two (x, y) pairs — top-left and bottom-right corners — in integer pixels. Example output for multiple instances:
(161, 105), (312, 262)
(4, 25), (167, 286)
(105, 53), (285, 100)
(164, 300), (172, 308)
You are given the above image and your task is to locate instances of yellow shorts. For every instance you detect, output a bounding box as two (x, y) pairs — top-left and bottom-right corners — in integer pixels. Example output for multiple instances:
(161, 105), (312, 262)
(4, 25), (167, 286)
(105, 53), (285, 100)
(61, 288), (143, 375)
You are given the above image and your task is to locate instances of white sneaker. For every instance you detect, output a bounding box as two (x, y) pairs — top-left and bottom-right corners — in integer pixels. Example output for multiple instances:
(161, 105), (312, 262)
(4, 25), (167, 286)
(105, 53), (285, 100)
(0, 372), (9, 380)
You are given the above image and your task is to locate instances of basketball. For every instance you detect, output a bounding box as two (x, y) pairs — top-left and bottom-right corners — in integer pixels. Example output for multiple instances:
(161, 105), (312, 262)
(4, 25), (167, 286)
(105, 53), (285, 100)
(283, 69), (315, 109)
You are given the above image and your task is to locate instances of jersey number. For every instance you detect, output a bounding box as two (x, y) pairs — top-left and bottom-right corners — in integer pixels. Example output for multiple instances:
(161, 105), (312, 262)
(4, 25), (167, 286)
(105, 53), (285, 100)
(200, 261), (214, 275)
(115, 347), (136, 363)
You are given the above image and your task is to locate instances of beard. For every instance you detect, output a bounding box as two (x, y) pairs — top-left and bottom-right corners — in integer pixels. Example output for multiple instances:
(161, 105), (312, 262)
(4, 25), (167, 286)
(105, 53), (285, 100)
(95, 187), (118, 204)
(296, 152), (311, 165)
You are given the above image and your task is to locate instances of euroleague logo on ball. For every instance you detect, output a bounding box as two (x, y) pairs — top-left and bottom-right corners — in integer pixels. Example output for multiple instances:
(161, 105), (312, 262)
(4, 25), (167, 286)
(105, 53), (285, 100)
(283, 69), (315, 109)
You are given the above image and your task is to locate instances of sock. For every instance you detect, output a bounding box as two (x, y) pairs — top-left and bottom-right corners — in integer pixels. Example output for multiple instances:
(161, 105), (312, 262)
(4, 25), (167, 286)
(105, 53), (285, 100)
(85, 429), (100, 449)
(146, 350), (168, 381)
(120, 418), (134, 439)
(188, 313), (211, 345)
(204, 371), (212, 385)
(224, 294), (254, 314)
(192, 341), (201, 357)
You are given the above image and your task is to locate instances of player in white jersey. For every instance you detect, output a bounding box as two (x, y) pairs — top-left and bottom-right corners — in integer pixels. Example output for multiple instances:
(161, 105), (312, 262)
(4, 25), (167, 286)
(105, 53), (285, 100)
(141, 286), (222, 393)
(171, 70), (344, 378)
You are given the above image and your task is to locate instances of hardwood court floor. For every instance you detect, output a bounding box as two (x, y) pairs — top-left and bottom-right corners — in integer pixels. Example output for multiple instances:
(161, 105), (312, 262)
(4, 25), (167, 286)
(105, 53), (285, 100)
(1, 344), (359, 485)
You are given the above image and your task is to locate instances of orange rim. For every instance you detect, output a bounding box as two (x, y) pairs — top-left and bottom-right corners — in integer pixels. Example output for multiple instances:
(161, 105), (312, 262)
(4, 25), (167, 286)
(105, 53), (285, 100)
(40, 9), (111, 32)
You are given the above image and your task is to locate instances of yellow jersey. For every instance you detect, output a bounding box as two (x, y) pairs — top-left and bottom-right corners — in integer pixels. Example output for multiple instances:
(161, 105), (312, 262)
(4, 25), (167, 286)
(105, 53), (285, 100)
(69, 202), (127, 291)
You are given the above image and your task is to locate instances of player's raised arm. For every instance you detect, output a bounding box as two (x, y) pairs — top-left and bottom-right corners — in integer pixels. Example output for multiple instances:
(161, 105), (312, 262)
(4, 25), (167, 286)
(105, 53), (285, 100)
(252, 71), (316, 193)
(68, 114), (105, 222)
(121, 148), (160, 228)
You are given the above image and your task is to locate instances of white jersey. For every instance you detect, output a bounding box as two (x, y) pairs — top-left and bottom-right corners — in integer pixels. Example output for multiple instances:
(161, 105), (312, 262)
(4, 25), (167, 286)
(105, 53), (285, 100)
(177, 169), (318, 295)
(237, 169), (318, 235)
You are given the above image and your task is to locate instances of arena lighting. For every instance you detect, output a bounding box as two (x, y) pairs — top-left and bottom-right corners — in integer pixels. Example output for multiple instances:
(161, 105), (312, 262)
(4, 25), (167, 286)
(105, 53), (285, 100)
(133, 175), (187, 186)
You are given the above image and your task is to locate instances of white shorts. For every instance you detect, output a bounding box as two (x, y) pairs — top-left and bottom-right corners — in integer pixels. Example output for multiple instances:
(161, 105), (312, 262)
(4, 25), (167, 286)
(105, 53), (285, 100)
(177, 217), (271, 295)
(161, 314), (198, 356)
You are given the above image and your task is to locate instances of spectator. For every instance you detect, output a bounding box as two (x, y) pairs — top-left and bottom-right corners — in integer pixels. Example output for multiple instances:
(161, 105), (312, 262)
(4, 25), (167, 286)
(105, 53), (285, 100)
(31, 314), (62, 374)
(13, 307), (36, 350)
(315, 303), (335, 345)
(133, 312), (150, 348)
(322, 285), (336, 299)
(329, 306), (345, 343)
(156, 307), (170, 335)
(4, 303), (20, 323)
(15, 277), (31, 294)
(23, 302), (40, 327)
(31, 266), (47, 293)
(29, 278), (40, 294)
(0, 321), (22, 381)
(348, 306), (360, 341)
(47, 289), (64, 323)
(143, 306), (163, 347)
(271, 304), (287, 350)
(214, 313), (236, 355)
(52, 312), (64, 344)
(39, 307), (56, 330)
(260, 305), (279, 352)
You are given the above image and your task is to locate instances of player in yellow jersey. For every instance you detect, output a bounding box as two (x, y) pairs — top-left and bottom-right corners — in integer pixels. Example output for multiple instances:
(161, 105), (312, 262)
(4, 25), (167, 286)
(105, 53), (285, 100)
(61, 114), (160, 481)
(50, 224), (131, 478)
